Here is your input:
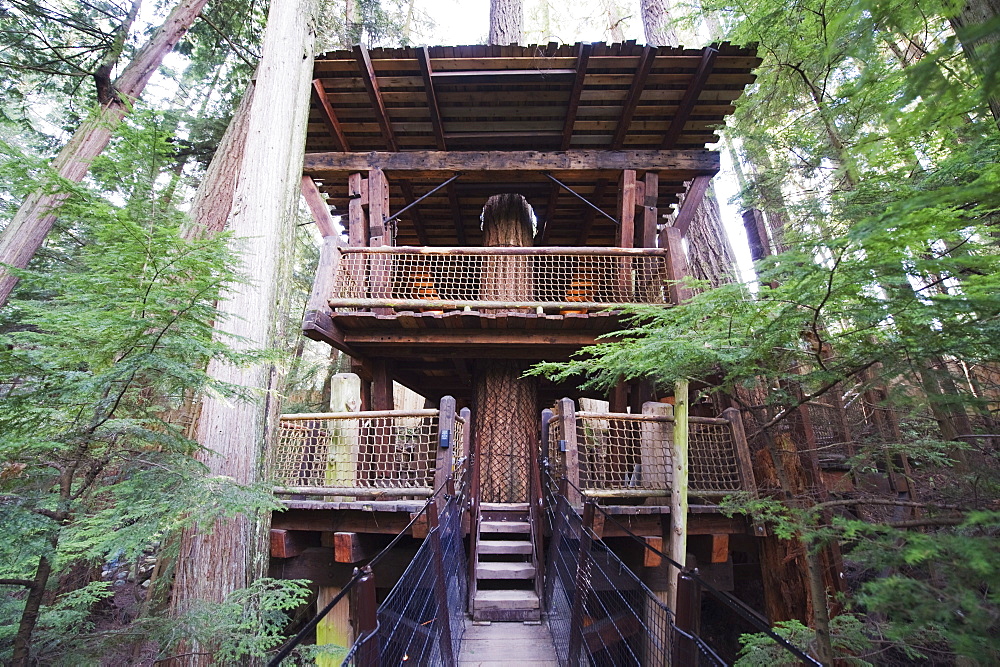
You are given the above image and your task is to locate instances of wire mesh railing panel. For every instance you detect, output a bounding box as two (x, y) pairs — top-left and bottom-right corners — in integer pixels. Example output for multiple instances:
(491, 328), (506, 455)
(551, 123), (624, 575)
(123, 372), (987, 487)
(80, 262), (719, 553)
(543, 491), (680, 666)
(330, 247), (672, 310)
(274, 412), (438, 492)
(689, 422), (743, 495)
(576, 417), (673, 493)
(804, 402), (853, 460)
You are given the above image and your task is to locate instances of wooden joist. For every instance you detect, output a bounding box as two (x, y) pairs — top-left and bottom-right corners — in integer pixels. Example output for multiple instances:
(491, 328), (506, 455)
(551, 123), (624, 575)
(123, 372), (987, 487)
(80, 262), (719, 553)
(333, 531), (388, 563)
(303, 149), (720, 175)
(353, 44), (398, 151)
(311, 79), (348, 151)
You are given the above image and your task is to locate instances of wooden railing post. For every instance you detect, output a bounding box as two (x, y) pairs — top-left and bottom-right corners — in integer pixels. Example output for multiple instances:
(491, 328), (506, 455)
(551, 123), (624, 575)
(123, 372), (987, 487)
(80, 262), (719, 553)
(568, 500), (596, 665)
(353, 566), (379, 667)
(426, 499), (455, 666)
(673, 572), (700, 664)
(558, 397), (581, 506)
(667, 380), (689, 612)
(468, 404), (482, 612)
(434, 396), (456, 493)
(723, 407), (766, 537)
(530, 410), (550, 601)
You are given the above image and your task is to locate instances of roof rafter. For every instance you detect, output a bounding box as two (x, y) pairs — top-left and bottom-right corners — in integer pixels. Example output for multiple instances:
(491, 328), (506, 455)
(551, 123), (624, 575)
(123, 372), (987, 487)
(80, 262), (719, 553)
(311, 79), (348, 151)
(416, 46), (446, 150)
(611, 46), (656, 150)
(353, 44), (398, 152)
(661, 46), (718, 149)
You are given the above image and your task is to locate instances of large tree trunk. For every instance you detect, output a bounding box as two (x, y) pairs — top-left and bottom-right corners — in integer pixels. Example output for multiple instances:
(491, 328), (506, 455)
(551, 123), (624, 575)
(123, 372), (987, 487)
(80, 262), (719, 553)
(0, 0), (212, 308)
(475, 194), (537, 503)
(640, 1), (738, 288)
(950, 0), (1000, 125)
(489, 0), (524, 45)
(168, 0), (318, 662)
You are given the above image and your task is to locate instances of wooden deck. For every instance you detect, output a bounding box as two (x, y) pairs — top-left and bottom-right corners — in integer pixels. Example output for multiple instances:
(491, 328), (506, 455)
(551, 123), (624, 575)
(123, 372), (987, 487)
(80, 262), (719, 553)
(458, 622), (558, 666)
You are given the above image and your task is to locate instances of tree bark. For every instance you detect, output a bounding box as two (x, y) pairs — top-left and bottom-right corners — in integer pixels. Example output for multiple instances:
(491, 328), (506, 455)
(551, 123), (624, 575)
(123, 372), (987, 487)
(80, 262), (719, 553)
(489, 0), (524, 45)
(10, 554), (53, 666)
(168, 0), (318, 662)
(640, 0), (679, 46)
(0, 0), (212, 308)
(949, 0), (1000, 125)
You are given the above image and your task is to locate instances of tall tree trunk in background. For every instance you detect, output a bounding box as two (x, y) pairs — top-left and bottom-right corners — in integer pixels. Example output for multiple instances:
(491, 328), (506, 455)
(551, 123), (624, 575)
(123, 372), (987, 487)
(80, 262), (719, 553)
(603, 0), (628, 42)
(640, 0), (739, 287)
(490, 0), (524, 45)
(950, 0), (1000, 125)
(0, 0), (212, 309)
(168, 0), (318, 662)
(475, 194), (537, 502)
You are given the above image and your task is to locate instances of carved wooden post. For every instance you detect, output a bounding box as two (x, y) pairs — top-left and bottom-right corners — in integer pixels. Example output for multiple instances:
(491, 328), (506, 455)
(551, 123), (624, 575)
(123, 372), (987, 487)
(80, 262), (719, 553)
(353, 566), (379, 667)
(558, 397), (581, 506)
(434, 396), (457, 493)
(667, 380), (689, 612)
(426, 499), (455, 666)
(568, 501), (596, 665)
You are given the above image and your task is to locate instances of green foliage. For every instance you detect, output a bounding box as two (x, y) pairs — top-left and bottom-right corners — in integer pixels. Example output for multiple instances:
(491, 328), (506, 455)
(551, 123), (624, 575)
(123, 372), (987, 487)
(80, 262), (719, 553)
(0, 108), (285, 663)
(735, 616), (872, 667)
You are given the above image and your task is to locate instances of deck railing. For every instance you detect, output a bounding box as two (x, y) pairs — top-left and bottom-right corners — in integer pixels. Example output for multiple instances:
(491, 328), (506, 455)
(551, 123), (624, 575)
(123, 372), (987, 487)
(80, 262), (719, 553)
(546, 402), (756, 499)
(273, 398), (465, 497)
(326, 246), (673, 311)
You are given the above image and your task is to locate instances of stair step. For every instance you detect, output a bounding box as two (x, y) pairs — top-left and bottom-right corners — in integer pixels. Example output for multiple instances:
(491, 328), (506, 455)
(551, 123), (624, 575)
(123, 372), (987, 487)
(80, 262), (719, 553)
(477, 563), (536, 579)
(480, 520), (531, 534)
(478, 540), (533, 555)
(481, 502), (529, 512)
(473, 589), (540, 611)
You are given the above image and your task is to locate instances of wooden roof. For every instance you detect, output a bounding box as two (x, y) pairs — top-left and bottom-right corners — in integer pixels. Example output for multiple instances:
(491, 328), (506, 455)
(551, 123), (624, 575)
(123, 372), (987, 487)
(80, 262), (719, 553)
(306, 41), (760, 246)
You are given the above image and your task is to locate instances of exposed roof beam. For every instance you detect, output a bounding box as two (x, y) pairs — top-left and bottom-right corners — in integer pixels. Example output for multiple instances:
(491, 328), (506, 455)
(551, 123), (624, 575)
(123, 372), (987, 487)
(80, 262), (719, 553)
(353, 44), (398, 151)
(611, 46), (657, 150)
(560, 43), (592, 151)
(303, 150), (720, 174)
(397, 181), (430, 245)
(672, 175), (712, 236)
(416, 47), (446, 150)
(661, 46), (718, 149)
(311, 79), (348, 151)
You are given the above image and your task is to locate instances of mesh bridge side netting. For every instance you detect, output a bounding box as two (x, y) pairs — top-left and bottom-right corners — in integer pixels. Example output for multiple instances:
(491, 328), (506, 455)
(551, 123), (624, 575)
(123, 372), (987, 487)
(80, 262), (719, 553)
(274, 413), (464, 492)
(331, 250), (672, 308)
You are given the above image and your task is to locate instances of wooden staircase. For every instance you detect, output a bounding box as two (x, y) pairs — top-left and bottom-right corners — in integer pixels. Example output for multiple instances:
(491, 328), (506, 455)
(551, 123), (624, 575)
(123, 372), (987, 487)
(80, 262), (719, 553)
(470, 503), (541, 621)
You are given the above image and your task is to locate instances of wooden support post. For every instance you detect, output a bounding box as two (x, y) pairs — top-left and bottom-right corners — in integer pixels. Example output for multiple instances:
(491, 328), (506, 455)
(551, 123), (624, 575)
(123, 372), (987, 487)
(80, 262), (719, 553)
(333, 532), (385, 563)
(617, 170), (636, 249)
(641, 401), (673, 497)
(426, 500), (455, 666)
(367, 167), (392, 314)
(460, 406), (472, 465)
(662, 226), (693, 304)
(667, 379), (689, 612)
(673, 572), (700, 663)
(348, 173), (368, 247)
(370, 359), (393, 411)
(641, 172), (659, 248)
(568, 501), (596, 665)
(302, 236), (341, 340)
(558, 397), (581, 506)
(672, 175), (711, 236)
(540, 408), (554, 460)
(316, 584), (353, 667)
(353, 566), (378, 667)
(434, 395), (456, 493)
(609, 381), (628, 413)
(301, 175), (339, 238)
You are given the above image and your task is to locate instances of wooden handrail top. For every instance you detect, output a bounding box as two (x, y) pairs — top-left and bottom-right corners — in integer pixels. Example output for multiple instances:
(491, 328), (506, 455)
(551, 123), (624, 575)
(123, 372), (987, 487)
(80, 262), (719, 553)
(337, 245), (668, 256)
(280, 409), (440, 420)
(575, 410), (730, 425)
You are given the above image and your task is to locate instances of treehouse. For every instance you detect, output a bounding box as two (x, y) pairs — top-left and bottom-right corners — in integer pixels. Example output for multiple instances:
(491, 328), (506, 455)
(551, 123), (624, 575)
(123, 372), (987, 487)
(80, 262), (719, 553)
(266, 42), (821, 665)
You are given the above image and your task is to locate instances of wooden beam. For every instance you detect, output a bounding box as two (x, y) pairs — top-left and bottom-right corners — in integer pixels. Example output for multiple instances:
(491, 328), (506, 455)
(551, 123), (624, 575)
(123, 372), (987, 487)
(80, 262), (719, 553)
(416, 46), (446, 150)
(643, 535), (664, 568)
(303, 150), (720, 175)
(561, 43), (592, 150)
(397, 181), (430, 245)
(611, 46), (656, 150)
(342, 331), (605, 347)
(371, 358), (393, 410)
(662, 226), (693, 304)
(661, 46), (718, 150)
(300, 175), (339, 238)
(538, 184), (560, 244)
(711, 533), (729, 563)
(334, 532), (388, 563)
(311, 79), (348, 152)
(642, 172), (659, 248)
(353, 44), (398, 151)
(348, 173), (368, 247)
(270, 529), (316, 558)
(672, 175), (712, 236)
(271, 547), (356, 587)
